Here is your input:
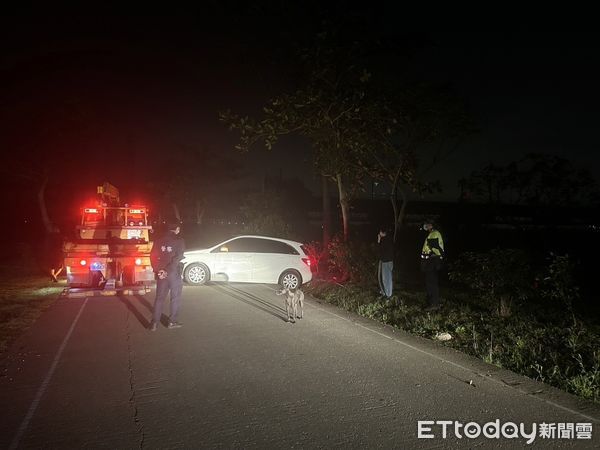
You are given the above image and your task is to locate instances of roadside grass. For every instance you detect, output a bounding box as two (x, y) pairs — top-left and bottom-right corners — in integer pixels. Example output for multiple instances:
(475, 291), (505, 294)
(0, 266), (63, 354)
(305, 278), (600, 404)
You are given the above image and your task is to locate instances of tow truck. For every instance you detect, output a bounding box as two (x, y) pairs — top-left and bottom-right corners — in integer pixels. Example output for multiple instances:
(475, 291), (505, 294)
(62, 182), (155, 297)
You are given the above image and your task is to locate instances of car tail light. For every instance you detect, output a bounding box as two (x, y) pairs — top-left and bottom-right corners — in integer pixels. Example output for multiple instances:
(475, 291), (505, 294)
(80, 259), (87, 266)
(135, 258), (142, 266)
(302, 257), (311, 267)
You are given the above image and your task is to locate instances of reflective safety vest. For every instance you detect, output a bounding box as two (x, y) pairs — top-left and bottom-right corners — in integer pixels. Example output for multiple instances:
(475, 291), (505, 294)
(422, 230), (444, 258)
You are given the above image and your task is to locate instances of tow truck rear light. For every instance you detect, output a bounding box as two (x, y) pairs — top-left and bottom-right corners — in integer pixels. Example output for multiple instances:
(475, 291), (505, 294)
(129, 209), (144, 214)
(80, 259), (87, 266)
(135, 258), (142, 265)
(84, 208), (98, 213)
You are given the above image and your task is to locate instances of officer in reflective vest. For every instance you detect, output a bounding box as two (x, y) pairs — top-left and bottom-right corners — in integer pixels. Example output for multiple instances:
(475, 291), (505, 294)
(421, 219), (444, 310)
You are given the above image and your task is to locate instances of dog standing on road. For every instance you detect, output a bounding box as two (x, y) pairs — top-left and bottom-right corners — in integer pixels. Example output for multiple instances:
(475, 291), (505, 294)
(276, 287), (304, 323)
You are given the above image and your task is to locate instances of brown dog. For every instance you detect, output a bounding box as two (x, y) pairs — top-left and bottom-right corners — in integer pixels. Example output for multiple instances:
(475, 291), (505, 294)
(276, 287), (304, 323)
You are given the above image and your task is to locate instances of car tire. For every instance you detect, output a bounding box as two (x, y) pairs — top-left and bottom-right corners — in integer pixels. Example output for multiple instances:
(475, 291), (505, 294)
(279, 270), (302, 290)
(184, 263), (210, 285)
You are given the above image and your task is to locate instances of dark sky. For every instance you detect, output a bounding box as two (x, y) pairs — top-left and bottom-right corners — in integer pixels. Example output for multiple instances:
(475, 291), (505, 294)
(417, 32), (600, 197)
(1, 8), (599, 205)
(0, 7), (318, 199)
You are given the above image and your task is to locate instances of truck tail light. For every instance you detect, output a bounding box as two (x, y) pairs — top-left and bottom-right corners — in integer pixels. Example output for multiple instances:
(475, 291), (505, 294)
(80, 259), (87, 266)
(135, 258), (142, 266)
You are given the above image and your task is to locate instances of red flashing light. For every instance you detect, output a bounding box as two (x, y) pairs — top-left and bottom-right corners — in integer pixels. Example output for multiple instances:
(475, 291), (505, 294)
(80, 259), (87, 266)
(84, 208), (99, 213)
(135, 258), (142, 266)
(129, 209), (144, 214)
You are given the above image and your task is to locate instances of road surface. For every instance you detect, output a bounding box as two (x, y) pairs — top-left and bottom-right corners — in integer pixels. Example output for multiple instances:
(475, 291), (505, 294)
(1, 283), (599, 449)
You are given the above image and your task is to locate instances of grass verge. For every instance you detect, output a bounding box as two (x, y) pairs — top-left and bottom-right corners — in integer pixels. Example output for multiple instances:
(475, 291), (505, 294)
(305, 279), (600, 404)
(0, 268), (64, 354)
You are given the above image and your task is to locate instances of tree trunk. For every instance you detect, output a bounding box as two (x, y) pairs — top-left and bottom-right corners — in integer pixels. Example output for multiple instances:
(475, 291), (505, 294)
(38, 174), (63, 280)
(336, 173), (350, 242)
(172, 203), (181, 223)
(391, 171), (407, 242)
(322, 175), (331, 250)
(37, 173), (56, 234)
(195, 200), (205, 225)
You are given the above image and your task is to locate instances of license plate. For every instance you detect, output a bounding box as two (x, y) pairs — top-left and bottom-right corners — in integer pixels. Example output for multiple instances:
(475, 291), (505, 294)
(127, 229), (142, 239)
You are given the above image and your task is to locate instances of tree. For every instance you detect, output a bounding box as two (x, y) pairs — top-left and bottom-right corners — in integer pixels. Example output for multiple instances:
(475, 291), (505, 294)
(0, 95), (95, 235)
(239, 189), (291, 237)
(0, 92), (94, 278)
(458, 163), (507, 204)
(221, 42), (371, 240)
(221, 32), (473, 242)
(459, 154), (600, 206)
(361, 82), (473, 240)
(145, 143), (242, 225)
(221, 33), (410, 241)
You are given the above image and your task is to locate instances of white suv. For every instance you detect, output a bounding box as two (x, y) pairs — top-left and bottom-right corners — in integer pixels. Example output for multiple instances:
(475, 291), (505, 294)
(182, 235), (313, 289)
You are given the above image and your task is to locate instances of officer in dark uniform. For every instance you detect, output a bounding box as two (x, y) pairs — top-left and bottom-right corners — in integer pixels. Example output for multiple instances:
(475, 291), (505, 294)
(149, 222), (185, 331)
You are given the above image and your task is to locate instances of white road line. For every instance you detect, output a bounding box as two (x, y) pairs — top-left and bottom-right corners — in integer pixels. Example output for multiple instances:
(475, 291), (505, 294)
(9, 297), (89, 450)
(306, 299), (600, 423)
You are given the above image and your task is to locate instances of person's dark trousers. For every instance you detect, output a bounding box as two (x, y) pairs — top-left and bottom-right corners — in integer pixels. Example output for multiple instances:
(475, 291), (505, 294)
(421, 257), (441, 307)
(153, 272), (183, 324)
(425, 268), (440, 307)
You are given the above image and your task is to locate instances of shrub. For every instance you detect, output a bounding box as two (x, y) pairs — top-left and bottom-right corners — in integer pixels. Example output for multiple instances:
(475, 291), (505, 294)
(306, 279), (599, 403)
(326, 235), (378, 285)
(240, 190), (291, 237)
(242, 214), (290, 237)
(540, 253), (579, 322)
(448, 248), (532, 317)
(303, 241), (324, 275)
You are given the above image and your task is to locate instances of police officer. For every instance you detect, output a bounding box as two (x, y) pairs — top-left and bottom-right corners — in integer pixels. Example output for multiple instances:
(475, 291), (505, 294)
(421, 219), (444, 310)
(149, 222), (185, 331)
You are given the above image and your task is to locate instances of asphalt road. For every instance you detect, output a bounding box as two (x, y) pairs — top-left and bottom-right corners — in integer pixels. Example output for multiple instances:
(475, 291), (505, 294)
(1, 283), (599, 449)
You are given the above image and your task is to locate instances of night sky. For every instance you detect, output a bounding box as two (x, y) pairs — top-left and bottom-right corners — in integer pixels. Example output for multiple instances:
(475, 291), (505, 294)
(418, 32), (600, 197)
(1, 7), (599, 213)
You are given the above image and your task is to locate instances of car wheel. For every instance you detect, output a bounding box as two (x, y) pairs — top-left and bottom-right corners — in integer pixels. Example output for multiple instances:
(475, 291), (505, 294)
(279, 270), (301, 290)
(184, 263), (210, 285)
